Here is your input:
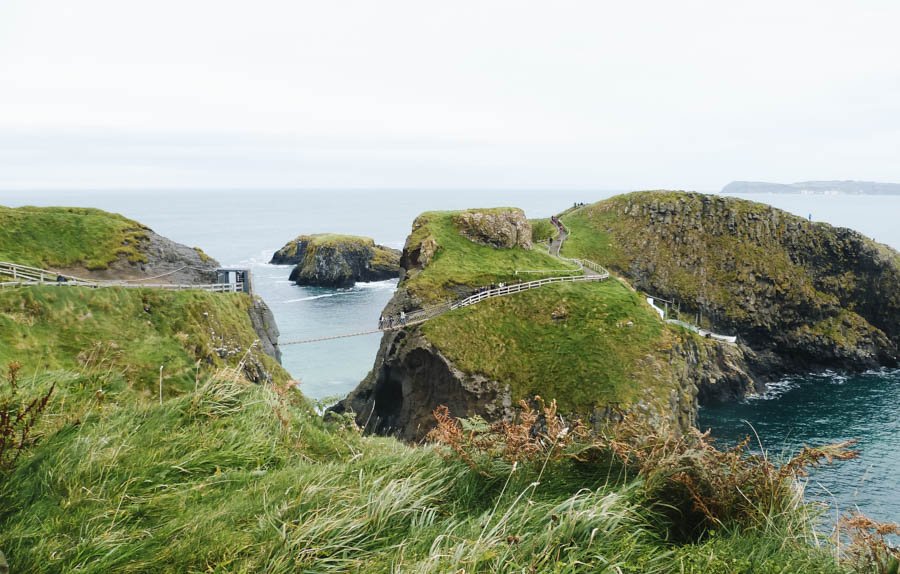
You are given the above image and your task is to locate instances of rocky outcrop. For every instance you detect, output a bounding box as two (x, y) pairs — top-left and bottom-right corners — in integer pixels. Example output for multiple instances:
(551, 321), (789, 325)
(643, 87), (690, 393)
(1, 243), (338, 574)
(333, 279), (755, 441)
(270, 234), (400, 288)
(248, 297), (282, 364)
(453, 208), (533, 249)
(566, 191), (900, 381)
(331, 322), (513, 441)
(58, 229), (220, 285)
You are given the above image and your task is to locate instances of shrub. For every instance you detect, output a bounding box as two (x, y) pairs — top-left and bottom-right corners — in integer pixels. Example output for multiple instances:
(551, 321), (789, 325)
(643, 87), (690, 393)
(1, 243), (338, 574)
(839, 513), (900, 574)
(1, 362), (54, 471)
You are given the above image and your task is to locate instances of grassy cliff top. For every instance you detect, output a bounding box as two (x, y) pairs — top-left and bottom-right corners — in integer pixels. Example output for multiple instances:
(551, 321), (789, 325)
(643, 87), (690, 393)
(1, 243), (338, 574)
(559, 191), (900, 366)
(0, 285), (290, 392)
(399, 207), (707, 417)
(271, 233), (398, 265)
(424, 280), (680, 412)
(0, 205), (150, 270)
(402, 209), (578, 302)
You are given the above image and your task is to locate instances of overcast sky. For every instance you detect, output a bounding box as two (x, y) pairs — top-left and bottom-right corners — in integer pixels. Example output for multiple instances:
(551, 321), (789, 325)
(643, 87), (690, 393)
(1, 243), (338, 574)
(2, 1), (899, 191)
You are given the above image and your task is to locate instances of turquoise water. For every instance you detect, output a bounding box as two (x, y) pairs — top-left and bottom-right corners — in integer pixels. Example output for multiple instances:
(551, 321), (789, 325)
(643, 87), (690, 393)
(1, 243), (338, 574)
(698, 369), (900, 526)
(2, 188), (898, 521)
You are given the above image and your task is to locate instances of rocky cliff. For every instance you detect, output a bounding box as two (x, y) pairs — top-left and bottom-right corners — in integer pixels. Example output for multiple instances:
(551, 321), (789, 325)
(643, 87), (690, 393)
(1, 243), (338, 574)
(332, 207), (753, 441)
(72, 229), (221, 285)
(270, 234), (400, 288)
(561, 191), (900, 381)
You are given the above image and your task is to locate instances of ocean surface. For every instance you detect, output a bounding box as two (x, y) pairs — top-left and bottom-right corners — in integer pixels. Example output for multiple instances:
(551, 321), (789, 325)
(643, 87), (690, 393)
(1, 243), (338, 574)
(2, 188), (899, 523)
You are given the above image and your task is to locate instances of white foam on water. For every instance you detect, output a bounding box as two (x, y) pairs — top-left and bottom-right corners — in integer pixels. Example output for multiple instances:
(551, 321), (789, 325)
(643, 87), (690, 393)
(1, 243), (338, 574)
(284, 293), (344, 303)
(746, 376), (800, 401)
(355, 279), (399, 291)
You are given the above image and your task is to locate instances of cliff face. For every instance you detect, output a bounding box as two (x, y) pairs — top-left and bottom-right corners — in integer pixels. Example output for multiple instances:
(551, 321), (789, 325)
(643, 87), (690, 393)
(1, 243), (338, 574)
(248, 297), (282, 364)
(75, 229), (221, 285)
(333, 207), (753, 441)
(270, 234), (400, 288)
(561, 191), (900, 379)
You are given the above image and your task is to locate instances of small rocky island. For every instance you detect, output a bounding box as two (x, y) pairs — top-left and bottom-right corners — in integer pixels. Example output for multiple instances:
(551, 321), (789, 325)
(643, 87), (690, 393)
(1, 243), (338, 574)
(270, 233), (401, 288)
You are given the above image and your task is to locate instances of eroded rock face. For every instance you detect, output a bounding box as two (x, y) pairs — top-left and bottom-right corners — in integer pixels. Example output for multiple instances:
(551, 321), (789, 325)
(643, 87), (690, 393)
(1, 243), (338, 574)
(331, 324), (513, 441)
(453, 209), (533, 249)
(271, 235), (401, 288)
(584, 192), (900, 378)
(247, 297), (282, 364)
(58, 229), (220, 285)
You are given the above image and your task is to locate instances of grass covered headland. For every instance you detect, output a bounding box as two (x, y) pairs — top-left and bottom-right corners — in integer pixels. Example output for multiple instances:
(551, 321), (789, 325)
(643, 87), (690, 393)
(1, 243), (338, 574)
(0, 205), (151, 270)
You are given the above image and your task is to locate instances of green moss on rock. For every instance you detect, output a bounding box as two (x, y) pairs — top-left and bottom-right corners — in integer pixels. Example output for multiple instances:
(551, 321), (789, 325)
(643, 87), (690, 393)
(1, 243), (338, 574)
(561, 191), (900, 372)
(270, 234), (400, 288)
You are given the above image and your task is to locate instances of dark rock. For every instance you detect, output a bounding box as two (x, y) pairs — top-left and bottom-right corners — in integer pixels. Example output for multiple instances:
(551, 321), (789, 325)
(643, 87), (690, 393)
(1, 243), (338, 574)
(271, 234), (400, 288)
(247, 296), (282, 364)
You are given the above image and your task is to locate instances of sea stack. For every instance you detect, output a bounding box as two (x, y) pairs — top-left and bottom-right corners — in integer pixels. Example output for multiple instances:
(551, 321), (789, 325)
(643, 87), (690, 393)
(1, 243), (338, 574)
(270, 233), (401, 288)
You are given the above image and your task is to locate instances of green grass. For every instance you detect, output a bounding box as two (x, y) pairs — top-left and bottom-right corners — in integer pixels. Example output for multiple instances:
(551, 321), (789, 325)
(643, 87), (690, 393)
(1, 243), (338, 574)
(0, 285), (289, 392)
(559, 191), (898, 339)
(529, 217), (558, 243)
(0, 205), (150, 270)
(424, 280), (679, 412)
(0, 367), (849, 573)
(404, 210), (579, 302)
(273, 233), (380, 260)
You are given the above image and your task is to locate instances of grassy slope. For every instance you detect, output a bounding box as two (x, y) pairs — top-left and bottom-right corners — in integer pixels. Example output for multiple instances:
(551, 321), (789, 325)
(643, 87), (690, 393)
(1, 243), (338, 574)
(424, 280), (675, 412)
(404, 209), (692, 414)
(404, 210), (580, 303)
(558, 192), (812, 321)
(0, 286), (290, 392)
(0, 370), (846, 573)
(559, 192), (900, 348)
(0, 206), (150, 270)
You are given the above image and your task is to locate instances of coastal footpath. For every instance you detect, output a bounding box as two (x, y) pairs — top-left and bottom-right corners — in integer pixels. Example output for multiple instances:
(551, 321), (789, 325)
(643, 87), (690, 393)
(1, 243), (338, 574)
(270, 233), (400, 288)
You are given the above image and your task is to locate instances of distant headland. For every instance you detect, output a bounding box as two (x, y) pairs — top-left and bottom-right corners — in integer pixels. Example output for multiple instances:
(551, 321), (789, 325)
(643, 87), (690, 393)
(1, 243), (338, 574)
(722, 180), (900, 195)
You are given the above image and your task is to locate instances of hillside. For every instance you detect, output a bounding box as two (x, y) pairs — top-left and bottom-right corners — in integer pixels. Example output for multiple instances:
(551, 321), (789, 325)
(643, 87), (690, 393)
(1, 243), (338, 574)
(0, 364), (855, 572)
(0, 286), (288, 389)
(560, 191), (900, 380)
(334, 208), (751, 440)
(0, 205), (218, 284)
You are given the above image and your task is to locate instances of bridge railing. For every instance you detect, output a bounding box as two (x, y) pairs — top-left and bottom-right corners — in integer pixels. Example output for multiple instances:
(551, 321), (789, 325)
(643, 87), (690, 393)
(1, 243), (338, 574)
(0, 261), (242, 293)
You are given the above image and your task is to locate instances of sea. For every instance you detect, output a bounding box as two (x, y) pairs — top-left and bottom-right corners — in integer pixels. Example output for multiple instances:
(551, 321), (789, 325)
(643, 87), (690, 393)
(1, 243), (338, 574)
(2, 188), (899, 525)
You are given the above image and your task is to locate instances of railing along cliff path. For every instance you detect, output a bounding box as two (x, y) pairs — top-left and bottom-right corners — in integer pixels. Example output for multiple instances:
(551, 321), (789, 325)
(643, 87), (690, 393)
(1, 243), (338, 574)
(0, 261), (243, 293)
(278, 222), (611, 346)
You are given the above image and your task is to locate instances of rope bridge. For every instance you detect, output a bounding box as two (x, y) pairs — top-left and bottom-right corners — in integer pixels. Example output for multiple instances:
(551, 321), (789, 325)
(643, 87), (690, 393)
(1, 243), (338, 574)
(280, 263), (610, 346)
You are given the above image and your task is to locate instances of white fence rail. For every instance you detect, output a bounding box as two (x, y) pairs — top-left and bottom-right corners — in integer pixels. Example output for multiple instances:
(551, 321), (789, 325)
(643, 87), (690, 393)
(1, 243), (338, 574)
(0, 261), (241, 293)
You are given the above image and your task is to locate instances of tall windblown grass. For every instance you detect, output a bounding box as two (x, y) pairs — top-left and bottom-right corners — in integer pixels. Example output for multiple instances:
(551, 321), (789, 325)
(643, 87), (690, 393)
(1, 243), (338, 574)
(0, 368), (882, 573)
